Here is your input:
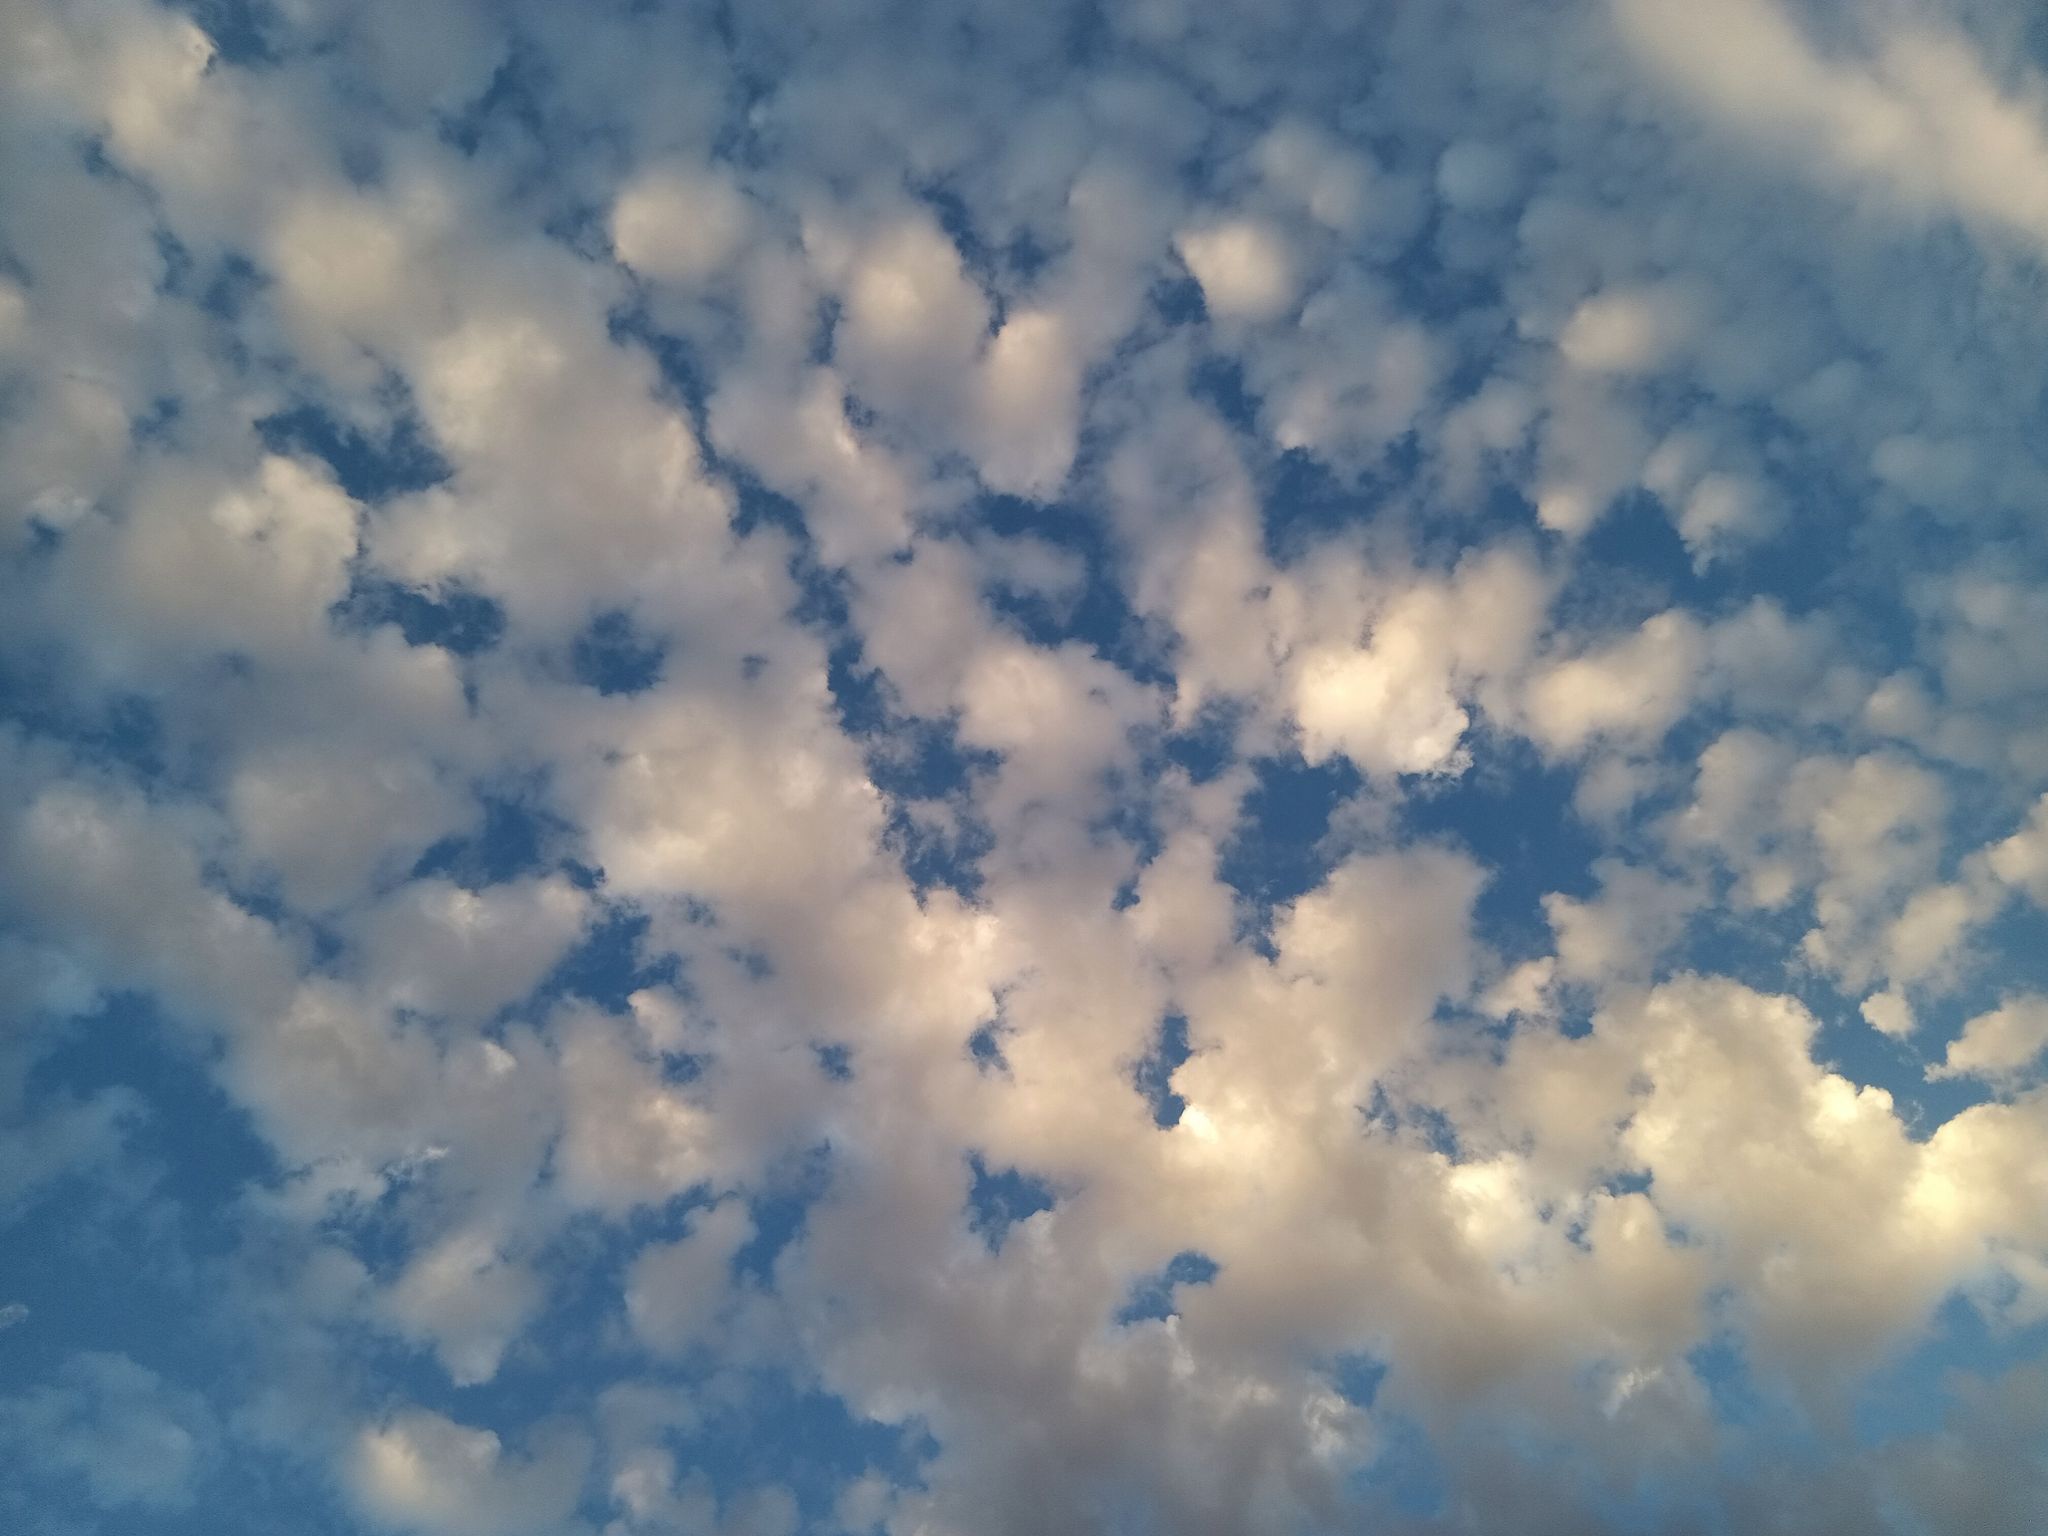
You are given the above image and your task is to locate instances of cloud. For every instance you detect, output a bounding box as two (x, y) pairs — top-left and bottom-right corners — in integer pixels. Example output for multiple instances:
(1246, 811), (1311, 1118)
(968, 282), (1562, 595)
(1175, 218), (1299, 322)
(624, 1201), (754, 1356)
(611, 165), (755, 286)
(1612, 0), (2048, 257)
(1, 0), (2045, 1530)
(0, 1353), (216, 1510)
(347, 1410), (590, 1536)
(1524, 611), (1703, 756)
(1931, 996), (2048, 1087)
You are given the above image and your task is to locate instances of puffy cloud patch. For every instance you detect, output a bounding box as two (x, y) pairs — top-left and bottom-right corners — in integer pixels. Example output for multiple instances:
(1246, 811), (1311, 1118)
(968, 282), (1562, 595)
(348, 1410), (589, 1536)
(2, 0), (2045, 1531)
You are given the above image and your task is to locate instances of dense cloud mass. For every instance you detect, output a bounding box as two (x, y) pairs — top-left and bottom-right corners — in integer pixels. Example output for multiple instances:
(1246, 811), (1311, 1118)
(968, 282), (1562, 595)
(2, 0), (2047, 1531)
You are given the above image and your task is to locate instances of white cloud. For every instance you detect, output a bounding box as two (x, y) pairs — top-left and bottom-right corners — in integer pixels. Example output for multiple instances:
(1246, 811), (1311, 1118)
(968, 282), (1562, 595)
(385, 1228), (543, 1387)
(1524, 611), (1703, 756)
(1861, 989), (1915, 1040)
(1557, 283), (1702, 375)
(1291, 545), (1548, 777)
(1612, 0), (2048, 258)
(348, 1410), (589, 1536)
(1175, 218), (1298, 322)
(348, 877), (589, 1024)
(3, 0), (2047, 1529)
(973, 308), (1083, 497)
(611, 165), (754, 285)
(624, 1201), (754, 1356)
(1990, 795), (2048, 906)
(1931, 997), (2048, 1086)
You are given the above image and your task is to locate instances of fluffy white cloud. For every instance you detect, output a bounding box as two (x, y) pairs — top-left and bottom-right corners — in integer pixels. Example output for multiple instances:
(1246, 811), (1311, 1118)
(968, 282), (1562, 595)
(624, 1202), (754, 1356)
(348, 1410), (589, 1536)
(1524, 612), (1703, 756)
(1931, 997), (2048, 1087)
(1175, 218), (1298, 322)
(385, 1228), (544, 1387)
(611, 166), (754, 285)
(2, 0), (2045, 1531)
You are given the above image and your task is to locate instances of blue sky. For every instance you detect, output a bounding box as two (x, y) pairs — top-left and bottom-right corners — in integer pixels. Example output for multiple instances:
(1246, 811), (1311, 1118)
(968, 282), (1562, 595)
(3, 0), (2048, 1532)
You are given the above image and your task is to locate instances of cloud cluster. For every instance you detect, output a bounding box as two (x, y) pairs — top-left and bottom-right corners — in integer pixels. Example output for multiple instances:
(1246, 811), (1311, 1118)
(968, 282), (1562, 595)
(2, 0), (2046, 1532)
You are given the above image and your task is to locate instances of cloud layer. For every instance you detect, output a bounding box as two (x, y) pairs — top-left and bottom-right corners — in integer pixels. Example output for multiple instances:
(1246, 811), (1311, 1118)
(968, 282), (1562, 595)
(2, 0), (2046, 1532)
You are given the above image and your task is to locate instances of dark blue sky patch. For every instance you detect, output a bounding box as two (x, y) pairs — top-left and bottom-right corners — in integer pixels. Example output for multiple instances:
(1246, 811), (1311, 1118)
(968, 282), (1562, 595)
(966, 1019), (1009, 1076)
(257, 401), (449, 503)
(1114, 1250), (1218, 1324)
(1348, 1408), (1450, 1520)
(787, 545), (859, 642)
(1327, 1352), (1387, 1411)
(1407, 476), (1545, 568)
(842, 683), (993, 802)
(0, 1423), (351, 1536)
(134, 394), (183, 443)
(659, 1050), (707, 1088)
(153, 226), (197, 295)
(806, 292), (841, 367)
(4, 1000), (275, 1416)
(651, 1369), (935, 1531)
(537, 1199), (719, 1374)
(534, 906), (677, 1013)
(333, 573), (505, 656)
(1853, 1294), (2048, 1446)
(1359, 1084), (1401, 1139)
(1218, 752), (1362, 935)
(964, 1154), (1055, 1252)
(0, 663), (169, 785)
(1389, 211), (1507, 322)
(825, 635), (892, 738)
(1681, 1328), (1787, 1456)
(1570, 488), (1698, 610)
(1151, 273), (1207, 327)
(572, 609), (667, 696)
(1188, 353), (1255, 429)
(409, 793), (564, 889)
(561, 1184), (721, 1269)
(171, 0), (282, 67)
(735, 1143), (835, 1286)
(1091, 765), (1165, 867)
(885, 802), (993, 902)
(916, 182), (1006, 299)
(438, 43), (549, 159)
(1161, 703), (1240, 785)
(1399, 733), (1600, 957)
(1131, 1013), (1190, 1128)
(1406, 1103), (1463, 1161)
(830, 640), (999, 899)
(486, 1208), (721, 1419)
(198, 251), (267, 342)
(1359, 1085), (1462, 1159)
(612, 304), (715, 440)
(24, 993), (281, 1225)
(1257, 441), (1420, 563)
(962, 495), (1173, 686)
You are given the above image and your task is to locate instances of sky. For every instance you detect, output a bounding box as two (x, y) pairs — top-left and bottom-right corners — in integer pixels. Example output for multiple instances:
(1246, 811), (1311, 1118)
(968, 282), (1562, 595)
(2, 0), (2047, 1531)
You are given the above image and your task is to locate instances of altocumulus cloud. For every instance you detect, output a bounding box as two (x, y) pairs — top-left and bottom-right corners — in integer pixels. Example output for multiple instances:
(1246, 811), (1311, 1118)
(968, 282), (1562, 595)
(2, 0), (2047, 1532)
